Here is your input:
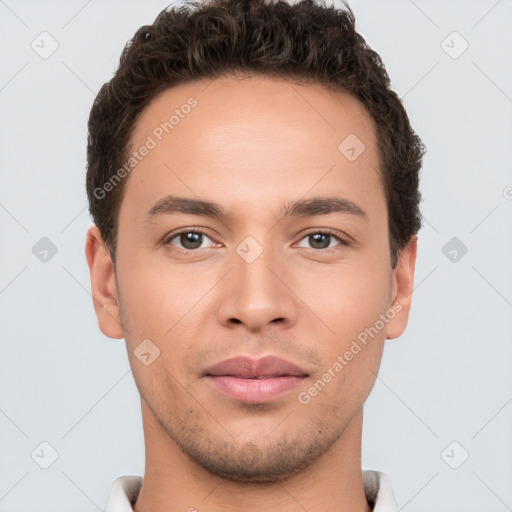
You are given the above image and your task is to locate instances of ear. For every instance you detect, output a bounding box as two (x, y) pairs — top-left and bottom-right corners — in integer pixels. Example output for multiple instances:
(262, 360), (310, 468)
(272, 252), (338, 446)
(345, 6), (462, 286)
(85, 224), (124, 339)
(386, 236), (418, 340)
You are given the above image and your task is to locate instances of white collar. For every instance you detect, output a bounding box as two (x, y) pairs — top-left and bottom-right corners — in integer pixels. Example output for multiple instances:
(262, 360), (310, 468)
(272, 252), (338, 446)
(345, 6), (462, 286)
(104, 469), (397, 511)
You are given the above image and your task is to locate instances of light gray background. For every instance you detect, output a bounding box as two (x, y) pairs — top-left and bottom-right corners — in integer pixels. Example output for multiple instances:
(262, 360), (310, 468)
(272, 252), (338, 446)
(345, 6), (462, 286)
(1, 1), (511, 511)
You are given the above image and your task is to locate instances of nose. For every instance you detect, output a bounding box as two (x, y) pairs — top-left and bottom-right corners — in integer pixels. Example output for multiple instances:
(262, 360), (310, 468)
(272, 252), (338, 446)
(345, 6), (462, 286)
(216, 241), (299, 333)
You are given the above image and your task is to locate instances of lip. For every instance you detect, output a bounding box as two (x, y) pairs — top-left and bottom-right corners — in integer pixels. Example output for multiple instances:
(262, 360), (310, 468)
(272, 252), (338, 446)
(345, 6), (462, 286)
(203, 356), (309, 403)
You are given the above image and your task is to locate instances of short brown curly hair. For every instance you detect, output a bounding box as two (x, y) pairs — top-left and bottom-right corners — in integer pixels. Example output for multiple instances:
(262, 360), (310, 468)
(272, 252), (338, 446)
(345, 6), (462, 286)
(86, 0), (425, 268)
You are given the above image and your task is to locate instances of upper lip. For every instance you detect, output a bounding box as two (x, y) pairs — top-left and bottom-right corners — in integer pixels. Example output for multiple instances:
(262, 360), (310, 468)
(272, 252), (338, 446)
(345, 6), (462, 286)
(203, 355), (309, 378)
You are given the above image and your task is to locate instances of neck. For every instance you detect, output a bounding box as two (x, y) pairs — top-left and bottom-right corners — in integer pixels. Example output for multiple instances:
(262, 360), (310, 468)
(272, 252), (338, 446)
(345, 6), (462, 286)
(133, 399), (371, 512)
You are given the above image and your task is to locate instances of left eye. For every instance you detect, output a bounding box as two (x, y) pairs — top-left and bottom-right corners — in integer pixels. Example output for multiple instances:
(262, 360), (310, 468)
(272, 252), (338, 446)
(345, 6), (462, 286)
(296, 232), (346, 250)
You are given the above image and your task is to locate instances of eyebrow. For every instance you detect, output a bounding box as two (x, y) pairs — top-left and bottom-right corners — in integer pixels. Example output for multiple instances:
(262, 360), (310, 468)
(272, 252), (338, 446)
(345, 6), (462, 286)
(145, 194), (368, 222)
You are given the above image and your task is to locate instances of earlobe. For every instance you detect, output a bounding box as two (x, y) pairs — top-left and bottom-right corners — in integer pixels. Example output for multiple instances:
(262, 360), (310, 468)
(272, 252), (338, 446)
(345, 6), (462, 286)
(386, 236), (418, 340)
(85, 225), (125, 339)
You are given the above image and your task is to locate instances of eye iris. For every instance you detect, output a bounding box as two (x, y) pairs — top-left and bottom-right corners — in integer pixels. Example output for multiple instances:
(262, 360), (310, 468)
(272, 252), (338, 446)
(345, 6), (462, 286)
(310, 233), (330, 249)
(181, 232), (202, 249)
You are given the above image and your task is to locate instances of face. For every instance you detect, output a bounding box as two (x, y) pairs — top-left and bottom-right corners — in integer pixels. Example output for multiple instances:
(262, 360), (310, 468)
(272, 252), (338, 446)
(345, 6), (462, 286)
(86, 74), (416, 483)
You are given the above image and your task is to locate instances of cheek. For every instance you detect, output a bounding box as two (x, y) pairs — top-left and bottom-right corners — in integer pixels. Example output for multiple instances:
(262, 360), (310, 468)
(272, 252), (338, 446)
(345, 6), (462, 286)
(294, 258), (392, 337)
(116, 247), (206, 334)
(116, 253), (217, 383)
(294, 256), (391, 397)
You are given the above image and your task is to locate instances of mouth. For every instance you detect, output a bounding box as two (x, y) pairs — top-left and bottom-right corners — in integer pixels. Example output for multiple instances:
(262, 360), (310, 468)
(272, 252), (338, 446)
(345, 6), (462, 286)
(203, 355), (309, 403)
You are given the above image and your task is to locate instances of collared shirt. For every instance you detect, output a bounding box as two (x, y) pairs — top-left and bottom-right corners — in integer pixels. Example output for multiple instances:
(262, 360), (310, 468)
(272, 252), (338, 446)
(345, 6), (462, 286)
(104, 469), (398, 511)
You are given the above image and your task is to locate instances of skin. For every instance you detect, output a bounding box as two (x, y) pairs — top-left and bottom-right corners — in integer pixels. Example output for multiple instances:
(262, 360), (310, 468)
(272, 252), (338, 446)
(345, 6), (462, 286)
(86, 74), (417, 512)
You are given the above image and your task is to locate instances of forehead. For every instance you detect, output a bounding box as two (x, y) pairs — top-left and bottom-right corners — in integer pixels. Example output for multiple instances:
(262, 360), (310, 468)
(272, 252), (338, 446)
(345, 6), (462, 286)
(121, 74), (384, 224)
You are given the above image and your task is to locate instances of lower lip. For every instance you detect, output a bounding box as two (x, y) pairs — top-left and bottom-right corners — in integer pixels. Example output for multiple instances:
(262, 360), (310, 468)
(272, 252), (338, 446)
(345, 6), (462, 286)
(205, 375), (307, 403)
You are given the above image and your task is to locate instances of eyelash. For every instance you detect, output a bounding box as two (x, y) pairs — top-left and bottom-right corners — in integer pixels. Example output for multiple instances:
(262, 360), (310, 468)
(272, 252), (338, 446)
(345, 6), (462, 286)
(162, 228), (351, 254)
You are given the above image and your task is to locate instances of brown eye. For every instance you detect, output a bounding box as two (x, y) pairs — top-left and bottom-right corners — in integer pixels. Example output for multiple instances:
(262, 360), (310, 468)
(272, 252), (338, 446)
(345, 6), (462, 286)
(164, 229), (216, 251)
(309, 233), (331, 249)
(296, 231), (348, 251)
(177, 232), (203, 250)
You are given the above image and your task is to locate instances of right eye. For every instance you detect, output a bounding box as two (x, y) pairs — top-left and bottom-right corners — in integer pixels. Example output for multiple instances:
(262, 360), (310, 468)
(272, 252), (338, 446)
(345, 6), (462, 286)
(163, 228), (219, 252)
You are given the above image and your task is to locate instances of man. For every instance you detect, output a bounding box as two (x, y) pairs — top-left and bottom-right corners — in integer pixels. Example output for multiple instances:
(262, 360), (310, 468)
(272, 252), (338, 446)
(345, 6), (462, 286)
(85, 0), (425, 510)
